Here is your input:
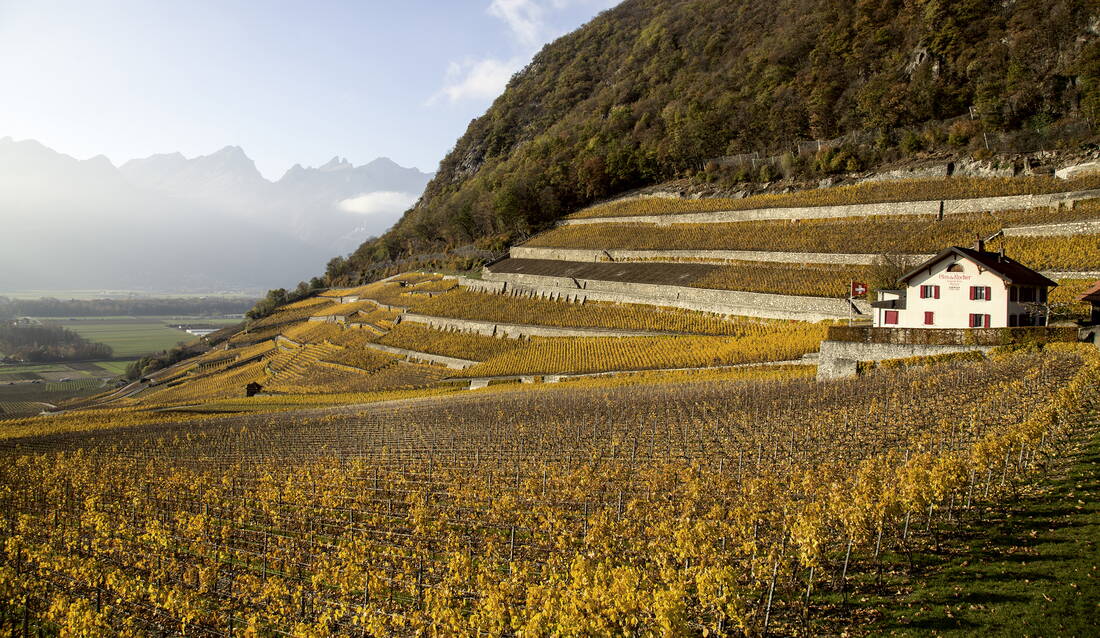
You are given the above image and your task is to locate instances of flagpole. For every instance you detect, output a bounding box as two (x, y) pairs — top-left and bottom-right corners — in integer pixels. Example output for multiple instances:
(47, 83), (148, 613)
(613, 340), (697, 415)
(849, 280), (853, 327)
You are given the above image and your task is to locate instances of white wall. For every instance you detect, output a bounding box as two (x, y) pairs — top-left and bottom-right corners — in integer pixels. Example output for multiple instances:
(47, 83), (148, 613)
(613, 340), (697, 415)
(875, 256), (1009, 328)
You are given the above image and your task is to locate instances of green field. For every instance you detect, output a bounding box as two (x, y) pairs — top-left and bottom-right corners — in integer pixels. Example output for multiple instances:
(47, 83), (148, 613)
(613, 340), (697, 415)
(0, 362), (118, 381)
(42, 317), (239, 358)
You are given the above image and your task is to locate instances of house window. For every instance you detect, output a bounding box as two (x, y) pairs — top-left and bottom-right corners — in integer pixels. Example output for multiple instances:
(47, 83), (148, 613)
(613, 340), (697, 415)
(1039, 287), (1048, 303)
(1008, 314), (1019, 327)
(924, 311), (935, 325)
(1009, 287), (1018, 302)
(1018, 287), (1036, 303)
(920, 285), (940, 299)
(947, 263), (964, 272)
(970, 286), (992, 301)
(884, 310), (899, 325)
(969, 313), (991, 328)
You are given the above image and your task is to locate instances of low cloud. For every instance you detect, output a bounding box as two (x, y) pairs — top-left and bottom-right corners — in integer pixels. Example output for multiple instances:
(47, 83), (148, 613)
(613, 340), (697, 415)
(431, 0), (619, 106)
(429, 57), (523, 105)
(337, 191), (418, 216)
(489, 0), (545, 48)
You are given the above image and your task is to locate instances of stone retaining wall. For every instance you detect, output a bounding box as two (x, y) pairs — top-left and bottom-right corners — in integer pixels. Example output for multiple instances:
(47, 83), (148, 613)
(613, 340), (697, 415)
(400, 313), (678, 338)
(560, 189), (1100, 227)
(481, 271), (870, 321)
(510, 246), (931, 266)
(362, 342), (477, 370)
(816, 340), (994, 380)
(1002, 219), (1100, 237)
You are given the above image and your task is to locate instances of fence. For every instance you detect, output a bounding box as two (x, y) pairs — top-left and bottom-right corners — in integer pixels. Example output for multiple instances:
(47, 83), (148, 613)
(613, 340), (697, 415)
(826, 326), (1080, 347)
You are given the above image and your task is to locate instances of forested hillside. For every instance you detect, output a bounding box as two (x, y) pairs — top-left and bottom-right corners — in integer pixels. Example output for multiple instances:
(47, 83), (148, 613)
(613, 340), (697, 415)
(341, 0), (1100, 282)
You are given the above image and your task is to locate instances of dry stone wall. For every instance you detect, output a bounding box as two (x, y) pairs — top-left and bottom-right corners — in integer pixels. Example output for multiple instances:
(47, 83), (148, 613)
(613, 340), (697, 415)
(362, 342), (477, 370)
(510, 246), (931, 266)
(400, 313), (681, 338)
(561, 189), (1100, 226)
(816, 340), (994, 380)
(481, 271), (870, 321)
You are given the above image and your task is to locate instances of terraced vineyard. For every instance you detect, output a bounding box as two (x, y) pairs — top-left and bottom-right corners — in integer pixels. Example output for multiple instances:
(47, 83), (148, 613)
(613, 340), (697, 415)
(378, 323), (522, 361)
(412, 288), (773, 332)
(533, 204), (1100, 262)
(2, 346), (1095, 635)
(570, 174), (1100, 219)
(456, 323), (826, 377)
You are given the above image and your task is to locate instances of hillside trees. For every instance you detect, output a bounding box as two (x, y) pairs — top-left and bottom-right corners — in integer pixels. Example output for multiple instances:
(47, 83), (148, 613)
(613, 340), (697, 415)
(0, 323), (112, 362)
(341, 0), (1099, 283)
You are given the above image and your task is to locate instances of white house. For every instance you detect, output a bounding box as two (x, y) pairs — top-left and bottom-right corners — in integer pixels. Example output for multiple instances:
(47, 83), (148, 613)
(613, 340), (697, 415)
(872, 242), (1057, 329)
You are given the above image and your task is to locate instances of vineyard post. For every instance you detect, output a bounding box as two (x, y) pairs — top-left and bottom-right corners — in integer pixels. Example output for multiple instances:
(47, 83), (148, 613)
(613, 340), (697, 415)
(840, 537), (853, 604)
(804, 564), (815, 613)
(762, 557), (779, 637)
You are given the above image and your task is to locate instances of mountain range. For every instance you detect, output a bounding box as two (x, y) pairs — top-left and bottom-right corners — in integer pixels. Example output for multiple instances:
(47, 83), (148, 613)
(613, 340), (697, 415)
(0, 137), (432, 293)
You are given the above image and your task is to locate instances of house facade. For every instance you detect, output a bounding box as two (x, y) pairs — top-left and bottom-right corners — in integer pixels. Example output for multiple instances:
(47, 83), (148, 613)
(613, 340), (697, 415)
(1081, 280), (1100, 325)
(872, 244), (1057, 329)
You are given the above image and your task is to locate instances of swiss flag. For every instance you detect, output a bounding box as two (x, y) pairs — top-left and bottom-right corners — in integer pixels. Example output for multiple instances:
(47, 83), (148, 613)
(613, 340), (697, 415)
(851, 281), (868, 298)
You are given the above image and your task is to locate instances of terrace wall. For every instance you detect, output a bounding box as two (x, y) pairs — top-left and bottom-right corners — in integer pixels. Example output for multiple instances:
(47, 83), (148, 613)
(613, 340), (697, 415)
(481, 271), (870, 321)
(510, 246), (930, 266)
(400, 313), (676, 338)
(362, 343), (477, 370)
(561, 189), (1100, 226)
(1002, 219), (1100, 237)
(816, 340), (994, 380)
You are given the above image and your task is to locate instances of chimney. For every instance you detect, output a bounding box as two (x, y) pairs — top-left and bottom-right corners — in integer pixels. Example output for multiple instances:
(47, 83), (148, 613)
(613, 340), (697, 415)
(974, 233), (985, 252)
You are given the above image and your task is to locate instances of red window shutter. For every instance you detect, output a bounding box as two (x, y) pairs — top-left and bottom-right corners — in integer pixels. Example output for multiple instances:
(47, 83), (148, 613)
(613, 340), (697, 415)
(934, 286), (940, 299)
(985, 286), (991, 301)
(984, 314), (991, 327)
(885, 310), (898, 325)
(924, 311), (934, 325)
(969, 286), (976, 300)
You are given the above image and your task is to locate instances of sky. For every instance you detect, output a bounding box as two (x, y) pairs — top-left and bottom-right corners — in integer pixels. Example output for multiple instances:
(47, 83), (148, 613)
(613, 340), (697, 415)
(0, 0), (620, 180)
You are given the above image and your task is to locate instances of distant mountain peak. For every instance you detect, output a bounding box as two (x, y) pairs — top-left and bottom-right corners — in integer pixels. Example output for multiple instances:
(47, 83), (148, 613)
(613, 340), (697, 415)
(319, 156), (352, 171)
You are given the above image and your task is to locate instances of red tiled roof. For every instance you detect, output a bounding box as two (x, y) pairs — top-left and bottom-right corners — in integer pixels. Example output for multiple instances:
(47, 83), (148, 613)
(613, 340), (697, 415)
(1080, 280), (1100, 303)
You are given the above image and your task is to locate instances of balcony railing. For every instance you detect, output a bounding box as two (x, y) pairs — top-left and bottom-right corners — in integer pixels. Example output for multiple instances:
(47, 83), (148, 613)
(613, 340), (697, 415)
(826, 326), (1079, 347)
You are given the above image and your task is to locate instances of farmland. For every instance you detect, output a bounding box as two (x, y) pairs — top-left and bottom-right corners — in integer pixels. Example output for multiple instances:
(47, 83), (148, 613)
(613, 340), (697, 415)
(43, 317), (241, 358)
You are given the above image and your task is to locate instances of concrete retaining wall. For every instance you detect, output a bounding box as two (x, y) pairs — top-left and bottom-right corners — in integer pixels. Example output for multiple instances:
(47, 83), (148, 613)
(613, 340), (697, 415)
(510, 246), (932, 266)
(561, 189), (1100, 227)
(362, 342), (478, 370)
(482, 271), (870, 321)
(400, 312), (678, 338)
(816, 340), (993, 381)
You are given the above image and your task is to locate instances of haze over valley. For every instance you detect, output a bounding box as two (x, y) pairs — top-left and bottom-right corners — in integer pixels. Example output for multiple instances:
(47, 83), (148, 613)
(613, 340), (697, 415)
(0, 137), (431, 293)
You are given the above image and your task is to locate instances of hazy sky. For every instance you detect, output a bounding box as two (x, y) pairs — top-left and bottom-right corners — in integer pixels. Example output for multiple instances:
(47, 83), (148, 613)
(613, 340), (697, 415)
(0, 0), (618, 179)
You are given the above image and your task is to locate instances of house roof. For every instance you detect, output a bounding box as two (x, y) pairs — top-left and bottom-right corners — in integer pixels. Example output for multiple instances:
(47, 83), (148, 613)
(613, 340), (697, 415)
(900, 247), (1058, 288)
(1080, 280), (1100, 303)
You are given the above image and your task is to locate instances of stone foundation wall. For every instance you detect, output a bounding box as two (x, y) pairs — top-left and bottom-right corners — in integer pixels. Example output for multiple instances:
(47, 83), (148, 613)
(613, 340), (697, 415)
(816, 340), (994, 380)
